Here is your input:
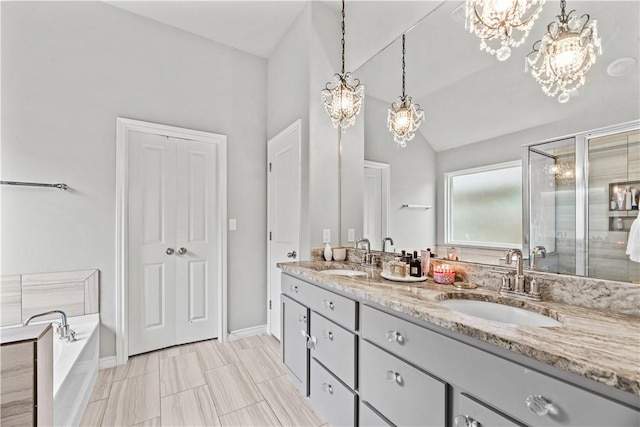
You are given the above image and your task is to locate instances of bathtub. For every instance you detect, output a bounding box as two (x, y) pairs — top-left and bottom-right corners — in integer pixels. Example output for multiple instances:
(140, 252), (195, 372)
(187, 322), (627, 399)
(53, 313), (100, 426)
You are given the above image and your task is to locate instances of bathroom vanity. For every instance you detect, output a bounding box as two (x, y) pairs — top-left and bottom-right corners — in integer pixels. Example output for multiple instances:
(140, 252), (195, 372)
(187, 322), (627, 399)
(279, 261), (640, 427)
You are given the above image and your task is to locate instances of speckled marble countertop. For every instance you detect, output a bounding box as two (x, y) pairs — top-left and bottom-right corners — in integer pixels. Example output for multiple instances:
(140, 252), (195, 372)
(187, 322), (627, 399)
(278, 260), (640, 397)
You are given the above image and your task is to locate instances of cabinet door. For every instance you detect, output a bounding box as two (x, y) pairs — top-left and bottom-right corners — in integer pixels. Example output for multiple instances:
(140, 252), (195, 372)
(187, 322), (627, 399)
(455, 393), (524, 427)
(282, 294), (308, 395)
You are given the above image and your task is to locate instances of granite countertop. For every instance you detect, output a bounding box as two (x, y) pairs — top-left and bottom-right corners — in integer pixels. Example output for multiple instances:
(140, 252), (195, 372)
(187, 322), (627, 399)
(278, 260), (640, 397)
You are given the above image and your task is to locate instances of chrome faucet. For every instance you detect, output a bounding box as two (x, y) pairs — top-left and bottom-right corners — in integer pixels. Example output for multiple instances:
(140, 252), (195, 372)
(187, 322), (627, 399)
(355, 238), (372, 265)
(504, 249), (526, 293)
(24, 310), (76, 342)
(502, 249), (542, 301)
(531, 246), (547, 270)
(382, 237), (394, 253)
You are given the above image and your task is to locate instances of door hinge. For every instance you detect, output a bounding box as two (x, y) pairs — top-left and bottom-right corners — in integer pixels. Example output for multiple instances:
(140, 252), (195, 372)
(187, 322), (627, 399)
(269, 300), (272, 310)
(269, 162), (272, 172)
(269, 231), (272, 241)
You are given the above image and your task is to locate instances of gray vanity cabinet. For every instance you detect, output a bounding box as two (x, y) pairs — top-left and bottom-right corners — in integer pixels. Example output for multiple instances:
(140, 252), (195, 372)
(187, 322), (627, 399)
(281, 294), (308, 395)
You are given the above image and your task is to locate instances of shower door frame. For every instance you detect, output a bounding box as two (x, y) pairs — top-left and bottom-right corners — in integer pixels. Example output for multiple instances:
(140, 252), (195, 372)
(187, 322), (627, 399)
(523, 120), (640, 278)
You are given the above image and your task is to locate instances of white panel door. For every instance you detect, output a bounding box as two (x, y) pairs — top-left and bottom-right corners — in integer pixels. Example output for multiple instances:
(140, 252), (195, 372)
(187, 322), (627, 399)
(175, 138), (219, 344)
(128, 131), (177, 354)
(363, 166), (383, 250)
(268, 121), (301, 340)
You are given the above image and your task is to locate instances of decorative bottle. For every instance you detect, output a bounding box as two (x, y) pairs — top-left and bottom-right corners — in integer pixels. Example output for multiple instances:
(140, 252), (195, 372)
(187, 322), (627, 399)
(410, 251), (422, 277)
(324, 242), (332, 261)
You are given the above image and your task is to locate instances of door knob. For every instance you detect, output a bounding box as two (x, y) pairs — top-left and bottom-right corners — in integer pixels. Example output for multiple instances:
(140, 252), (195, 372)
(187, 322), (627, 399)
(287, 251), (297, 259)
(178, 247), (187, 255)
(166, 248), (175, 255)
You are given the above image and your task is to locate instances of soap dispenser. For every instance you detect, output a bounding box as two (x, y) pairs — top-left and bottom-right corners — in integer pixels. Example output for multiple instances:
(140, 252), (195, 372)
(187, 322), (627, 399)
(324, 242), (333, 261)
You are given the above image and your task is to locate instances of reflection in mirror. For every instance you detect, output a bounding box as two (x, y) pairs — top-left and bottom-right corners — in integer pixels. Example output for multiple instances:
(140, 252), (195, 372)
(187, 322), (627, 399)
(339, 1), (639, 282)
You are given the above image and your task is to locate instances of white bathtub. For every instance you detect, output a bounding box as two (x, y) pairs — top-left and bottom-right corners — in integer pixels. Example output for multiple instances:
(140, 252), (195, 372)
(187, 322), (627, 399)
(53, 313), (100, 426)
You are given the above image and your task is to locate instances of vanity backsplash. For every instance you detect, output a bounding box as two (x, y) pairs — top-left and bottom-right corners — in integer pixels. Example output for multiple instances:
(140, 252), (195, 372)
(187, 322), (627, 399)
(311, 247), (640, 316)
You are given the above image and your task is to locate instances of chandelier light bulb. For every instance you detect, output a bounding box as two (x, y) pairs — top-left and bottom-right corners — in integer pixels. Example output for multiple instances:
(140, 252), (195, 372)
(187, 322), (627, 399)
(527, 0), (601, 103)
(321, 0), (363, 131)
(466, 0), (545, 60)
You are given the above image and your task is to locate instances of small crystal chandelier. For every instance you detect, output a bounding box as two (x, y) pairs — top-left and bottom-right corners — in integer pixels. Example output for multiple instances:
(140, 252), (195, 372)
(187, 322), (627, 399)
(321, 0), (363, 132)
(544, 161), (574, 185)
(387, 34), (424, 148)
(465, 0), (545, 61)
(527, 0), (602, 103)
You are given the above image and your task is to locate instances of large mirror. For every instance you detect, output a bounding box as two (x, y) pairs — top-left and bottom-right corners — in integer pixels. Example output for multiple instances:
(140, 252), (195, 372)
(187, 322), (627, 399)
(340, 1), (640, 281)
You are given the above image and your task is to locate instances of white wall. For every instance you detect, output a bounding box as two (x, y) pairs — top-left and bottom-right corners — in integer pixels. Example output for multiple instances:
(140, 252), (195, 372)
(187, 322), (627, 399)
(1, 1), (268, 358)
(364, 96), (436, 250)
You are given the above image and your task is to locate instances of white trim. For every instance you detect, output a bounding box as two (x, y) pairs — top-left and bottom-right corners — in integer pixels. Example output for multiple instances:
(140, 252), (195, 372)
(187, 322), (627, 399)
(445, 160), (523, 250)
(364, 160), (391, 243)
(266, 120), (302, 337)
(99, 356), (117, 369)
(115, 117), (228, 366)
(228, 324), (268, 341)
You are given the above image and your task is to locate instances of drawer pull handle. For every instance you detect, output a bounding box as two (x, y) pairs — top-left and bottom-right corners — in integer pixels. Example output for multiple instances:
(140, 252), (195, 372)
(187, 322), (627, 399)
(296, 314), (307, 323)
(306, 334), (317, 350)
(385, 330), (404, 343)
(454, 415), (479, 427)
(322, 330), (334, 340)
(321, 383), (333, 394)
(324, 300), (335, 310)
(289, 285), (298, 293)
(526, 395), (554, 416)
(385, 370), (403, 384)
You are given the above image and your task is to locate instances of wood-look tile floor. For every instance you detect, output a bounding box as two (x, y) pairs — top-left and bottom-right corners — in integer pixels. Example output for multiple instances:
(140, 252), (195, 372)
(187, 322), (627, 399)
(81, 334), (328, 427)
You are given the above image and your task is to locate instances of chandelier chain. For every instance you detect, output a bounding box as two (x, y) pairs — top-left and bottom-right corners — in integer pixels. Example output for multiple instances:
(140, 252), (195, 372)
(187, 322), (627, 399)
(560, 0), (567, 17)
(341, 0), (346, 74)
(402, 34), (406, 98)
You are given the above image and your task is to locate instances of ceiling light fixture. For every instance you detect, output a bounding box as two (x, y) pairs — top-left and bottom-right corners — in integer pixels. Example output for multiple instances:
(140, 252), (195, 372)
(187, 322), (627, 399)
(465, 0), (545, 61)
(526, 0), (602, 103)
(387, 34), (424, 148)
(321, 0), (363, 132)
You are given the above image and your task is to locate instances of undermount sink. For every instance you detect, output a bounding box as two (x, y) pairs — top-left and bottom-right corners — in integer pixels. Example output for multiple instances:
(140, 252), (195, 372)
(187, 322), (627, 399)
(439, 299), (562, 327)
(320, 269), (368, 277)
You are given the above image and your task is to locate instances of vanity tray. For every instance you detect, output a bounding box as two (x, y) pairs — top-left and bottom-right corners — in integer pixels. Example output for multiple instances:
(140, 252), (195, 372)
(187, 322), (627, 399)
(380, 271), (427, 282)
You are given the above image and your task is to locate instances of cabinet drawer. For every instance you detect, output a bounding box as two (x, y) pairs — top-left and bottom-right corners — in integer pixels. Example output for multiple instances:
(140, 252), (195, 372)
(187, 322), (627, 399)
(360, 340), (446, 427)
(281, 295), (308, 395)
(310, 358), (356, 427)
(359, 401), (392, 427)
(457, 393), (523, 427)
(310, 312), (357, 389)
(283, 274), (357, 330)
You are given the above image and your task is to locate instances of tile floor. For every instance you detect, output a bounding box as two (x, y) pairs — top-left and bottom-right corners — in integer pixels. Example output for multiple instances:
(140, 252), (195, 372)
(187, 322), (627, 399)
(80, 334), (328, 427)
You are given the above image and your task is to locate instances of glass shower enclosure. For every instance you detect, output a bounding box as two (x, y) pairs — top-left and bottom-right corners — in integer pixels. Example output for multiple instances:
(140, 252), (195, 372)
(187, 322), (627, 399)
(524, 122), (640, 282)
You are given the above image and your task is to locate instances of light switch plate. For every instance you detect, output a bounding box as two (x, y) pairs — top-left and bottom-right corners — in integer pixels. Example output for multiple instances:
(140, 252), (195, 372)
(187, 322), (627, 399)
(229, 219), (237, 230)
(322, 229), (331, 244)
(348, 229), (355, 242)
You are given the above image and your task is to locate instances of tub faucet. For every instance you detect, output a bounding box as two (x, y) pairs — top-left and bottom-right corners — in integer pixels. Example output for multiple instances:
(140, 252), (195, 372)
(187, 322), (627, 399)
(24, 310), (76, 342)
(531, 246), (547, 270)
(355, 238), (372, 265)
(382, 237), (394, 253)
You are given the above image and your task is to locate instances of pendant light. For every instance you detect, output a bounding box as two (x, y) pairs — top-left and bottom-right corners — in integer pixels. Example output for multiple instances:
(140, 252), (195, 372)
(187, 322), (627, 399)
(466, 0), (545, 61)
(526, 0), (601, 103)
(321, 0), (364, 131)
(387, 34), (424, 148)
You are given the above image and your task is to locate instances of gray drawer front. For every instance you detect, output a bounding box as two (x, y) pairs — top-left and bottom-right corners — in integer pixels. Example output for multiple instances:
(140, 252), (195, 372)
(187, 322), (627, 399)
(310, 312), (357, 389)
(310, 358), (356, 427)
(457, 393), (523, 427)
(281, 295), (308, 395)
(359, 401), (392, 427)
(362, 305), (640, 427)
(360, 340), (446, 427)
(283, 273), (357, 330)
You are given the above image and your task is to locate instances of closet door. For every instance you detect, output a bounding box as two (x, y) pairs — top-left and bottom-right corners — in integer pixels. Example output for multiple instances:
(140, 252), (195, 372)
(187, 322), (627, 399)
(128, 132), (178, 355)
(174, 138), (219, 344)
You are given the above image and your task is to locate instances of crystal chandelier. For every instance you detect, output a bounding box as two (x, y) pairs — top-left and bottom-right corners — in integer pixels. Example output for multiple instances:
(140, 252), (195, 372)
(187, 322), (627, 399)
(387, 34), (424, 148)
(321, 0), (363, 132)
(465, 0), (545, 61)
(526, 0), (602, 103)
(544, 161), (574, 185)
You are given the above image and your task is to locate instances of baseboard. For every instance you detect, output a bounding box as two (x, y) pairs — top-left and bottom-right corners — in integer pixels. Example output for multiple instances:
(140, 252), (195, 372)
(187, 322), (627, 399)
(99, 356), (117, 369)
(228, 324), (267, 340)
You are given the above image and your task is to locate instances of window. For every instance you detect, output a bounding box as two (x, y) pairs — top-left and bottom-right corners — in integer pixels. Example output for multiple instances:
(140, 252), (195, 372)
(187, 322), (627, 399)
(445, 161), (522, 249)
